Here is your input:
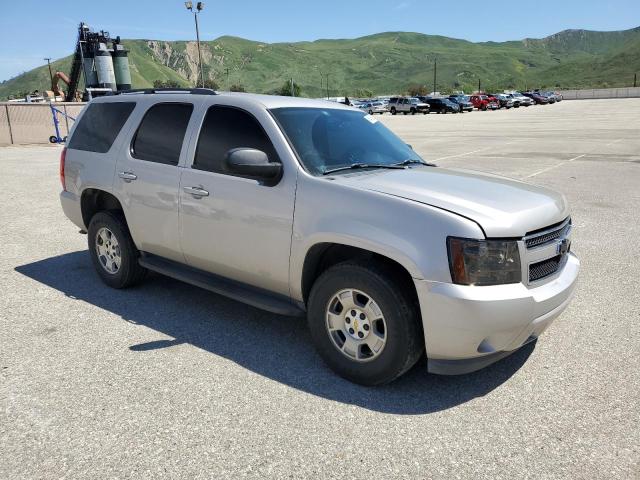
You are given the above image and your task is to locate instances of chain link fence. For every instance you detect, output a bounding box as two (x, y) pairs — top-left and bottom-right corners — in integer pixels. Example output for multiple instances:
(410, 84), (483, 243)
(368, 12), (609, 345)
(0, 103), (87, 145)
(1, 88), (640, 145)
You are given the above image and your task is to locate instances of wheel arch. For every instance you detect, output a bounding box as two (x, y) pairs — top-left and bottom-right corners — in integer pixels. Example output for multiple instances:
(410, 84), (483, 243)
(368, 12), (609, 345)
(299, 242), (420, 308)
(80, 188), (125, 229)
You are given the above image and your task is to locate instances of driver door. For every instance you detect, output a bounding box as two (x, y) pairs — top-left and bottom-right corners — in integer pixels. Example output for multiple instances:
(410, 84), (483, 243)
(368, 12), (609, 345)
(179, 104), (295, 296)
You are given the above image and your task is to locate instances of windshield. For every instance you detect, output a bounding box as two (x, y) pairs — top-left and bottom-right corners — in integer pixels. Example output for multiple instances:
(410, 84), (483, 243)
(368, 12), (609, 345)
(271, 107), (423, 176)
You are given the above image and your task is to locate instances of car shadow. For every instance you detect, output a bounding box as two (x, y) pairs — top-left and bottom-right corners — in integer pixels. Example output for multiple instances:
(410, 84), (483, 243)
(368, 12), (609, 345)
(15, 251), (535, 415)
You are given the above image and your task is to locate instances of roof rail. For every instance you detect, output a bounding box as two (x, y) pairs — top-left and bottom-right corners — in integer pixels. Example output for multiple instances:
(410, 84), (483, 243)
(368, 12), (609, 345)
(107, 88), (218, 96)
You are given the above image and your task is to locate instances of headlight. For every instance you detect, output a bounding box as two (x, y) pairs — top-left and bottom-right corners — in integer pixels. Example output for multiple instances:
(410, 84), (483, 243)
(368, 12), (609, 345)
(447, 237), (521, 286)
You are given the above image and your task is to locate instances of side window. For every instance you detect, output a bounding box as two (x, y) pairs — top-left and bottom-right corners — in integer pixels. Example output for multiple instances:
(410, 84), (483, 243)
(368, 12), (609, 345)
(193, 105), (278, 175)
(131, 103), (193, 165)
(68, 102), (135, 153)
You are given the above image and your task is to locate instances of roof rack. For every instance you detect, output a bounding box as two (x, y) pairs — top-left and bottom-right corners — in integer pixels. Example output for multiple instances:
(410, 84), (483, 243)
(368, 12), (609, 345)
(107, 88), (218, 96)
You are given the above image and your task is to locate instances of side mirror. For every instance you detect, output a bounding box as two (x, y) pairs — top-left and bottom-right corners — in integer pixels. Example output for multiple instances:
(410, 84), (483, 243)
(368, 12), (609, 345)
(225, 148), (282, 184)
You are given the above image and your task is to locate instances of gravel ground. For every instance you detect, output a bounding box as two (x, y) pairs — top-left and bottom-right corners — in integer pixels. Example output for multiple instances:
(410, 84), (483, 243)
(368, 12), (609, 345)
(1, 98), (639, 479)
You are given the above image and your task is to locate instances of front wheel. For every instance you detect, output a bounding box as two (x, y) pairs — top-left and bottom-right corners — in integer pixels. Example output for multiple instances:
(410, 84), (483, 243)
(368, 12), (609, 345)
(390, 107), (397, 115)
(307, 261), (424, 385)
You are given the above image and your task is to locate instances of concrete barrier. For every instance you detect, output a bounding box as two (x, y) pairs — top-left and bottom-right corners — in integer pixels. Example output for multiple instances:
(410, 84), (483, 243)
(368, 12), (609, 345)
(558, 87), (640, 100)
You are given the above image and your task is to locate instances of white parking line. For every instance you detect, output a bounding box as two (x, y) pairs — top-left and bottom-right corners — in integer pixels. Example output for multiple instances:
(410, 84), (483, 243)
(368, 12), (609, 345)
(526, 138), (624, 178)
(433, 141), (519, 162)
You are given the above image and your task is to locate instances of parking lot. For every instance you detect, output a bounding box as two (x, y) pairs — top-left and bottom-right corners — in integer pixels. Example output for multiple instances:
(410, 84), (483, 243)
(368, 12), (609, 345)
(1, 99), (639, 479)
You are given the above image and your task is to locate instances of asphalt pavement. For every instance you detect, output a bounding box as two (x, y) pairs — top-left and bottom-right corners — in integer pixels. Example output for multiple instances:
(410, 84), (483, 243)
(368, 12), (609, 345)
(1, 98), (639, 479)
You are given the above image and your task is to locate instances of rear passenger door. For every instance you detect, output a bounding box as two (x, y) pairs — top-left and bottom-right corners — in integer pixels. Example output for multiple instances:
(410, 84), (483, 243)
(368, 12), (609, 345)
(113, 101), (193, 262)
(179, 103), (296, 296)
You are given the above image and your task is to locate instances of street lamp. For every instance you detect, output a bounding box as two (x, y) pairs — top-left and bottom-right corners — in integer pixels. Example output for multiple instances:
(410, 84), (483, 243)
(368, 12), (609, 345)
(185, 1), (205, 88)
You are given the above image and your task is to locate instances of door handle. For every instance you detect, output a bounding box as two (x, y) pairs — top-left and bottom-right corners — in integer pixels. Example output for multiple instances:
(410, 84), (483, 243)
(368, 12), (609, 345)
(183, 186), (209, 197)
(118, 171), (137, 182)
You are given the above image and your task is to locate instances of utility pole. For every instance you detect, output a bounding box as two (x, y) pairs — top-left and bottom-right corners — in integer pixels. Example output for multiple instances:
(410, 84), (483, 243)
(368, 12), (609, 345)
(325, 73), (330, 99)
(185, 2), (205, 88)
(290, 77), (295, 97)
(433, 56), (437, 95)
(634, 73), (637, 88)
(478, 78), (481, 93)
(44, 58), (53, 86)
(225, 67), (230, 90)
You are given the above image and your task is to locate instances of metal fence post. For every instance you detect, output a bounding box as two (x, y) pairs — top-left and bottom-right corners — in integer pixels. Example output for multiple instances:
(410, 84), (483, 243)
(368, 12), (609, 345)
(5, 105), (14, 145)
(63, 105), (70, 134)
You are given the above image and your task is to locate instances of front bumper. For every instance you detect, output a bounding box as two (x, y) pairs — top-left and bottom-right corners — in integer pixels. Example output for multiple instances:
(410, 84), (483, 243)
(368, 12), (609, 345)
(414, 253), (579, 375)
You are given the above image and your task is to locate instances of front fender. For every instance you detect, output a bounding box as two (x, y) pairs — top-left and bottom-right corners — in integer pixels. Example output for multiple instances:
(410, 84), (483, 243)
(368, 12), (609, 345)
(289, 174), (484, 302)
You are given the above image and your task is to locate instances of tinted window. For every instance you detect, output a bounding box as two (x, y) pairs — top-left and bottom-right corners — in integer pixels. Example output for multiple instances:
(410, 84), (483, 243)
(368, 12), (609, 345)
(193, 106), (278, 175)
(132, 103), (193, 165)
(68, 102), (135, 153)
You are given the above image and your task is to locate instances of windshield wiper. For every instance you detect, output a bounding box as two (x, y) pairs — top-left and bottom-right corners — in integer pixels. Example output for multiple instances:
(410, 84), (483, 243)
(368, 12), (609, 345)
(322, 163), (406, 175)
(393, 159), (437, 167)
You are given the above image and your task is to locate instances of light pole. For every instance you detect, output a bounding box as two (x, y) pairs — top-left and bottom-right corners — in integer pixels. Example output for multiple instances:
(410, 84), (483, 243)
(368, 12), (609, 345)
(185, 1), (205, 88)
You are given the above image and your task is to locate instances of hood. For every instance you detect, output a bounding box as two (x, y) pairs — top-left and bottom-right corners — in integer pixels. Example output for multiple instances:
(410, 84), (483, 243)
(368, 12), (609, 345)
(332, 167), (568, 237)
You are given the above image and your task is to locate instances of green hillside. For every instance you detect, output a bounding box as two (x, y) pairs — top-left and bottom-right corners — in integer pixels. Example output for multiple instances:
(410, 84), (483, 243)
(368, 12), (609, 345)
(1, 26), (639, 100)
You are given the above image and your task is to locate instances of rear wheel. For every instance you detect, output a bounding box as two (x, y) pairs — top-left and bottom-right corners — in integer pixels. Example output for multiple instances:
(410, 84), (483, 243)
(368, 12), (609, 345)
(390, 107), (396, 115)
(307, 261), (424, 385)
(410, 108), (416, 115)
(88, 211), (147, 289)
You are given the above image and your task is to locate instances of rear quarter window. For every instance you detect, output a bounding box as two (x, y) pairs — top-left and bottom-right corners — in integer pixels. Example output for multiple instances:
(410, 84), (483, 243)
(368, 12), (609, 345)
(68, 102), (136, 153)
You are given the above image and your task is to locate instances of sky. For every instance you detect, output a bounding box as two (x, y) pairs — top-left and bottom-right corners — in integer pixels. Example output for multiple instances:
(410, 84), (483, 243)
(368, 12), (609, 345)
(0, 0), (639, 81)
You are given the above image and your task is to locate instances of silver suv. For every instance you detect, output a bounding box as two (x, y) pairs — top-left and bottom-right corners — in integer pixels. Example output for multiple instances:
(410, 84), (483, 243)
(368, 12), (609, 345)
(60, 89), (579, 385)
(388, 96), (430, 115)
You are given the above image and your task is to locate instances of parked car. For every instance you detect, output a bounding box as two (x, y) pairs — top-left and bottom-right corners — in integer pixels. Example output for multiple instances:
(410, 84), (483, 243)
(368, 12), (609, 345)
(522, 91), (549, 104)
(388, 96), (430, 115)
(448, 95), (474, 112)
(59, 89), (579, 385)
(362, 101), (388, 115)
(542, 91), (561, 103)
(493, 94), (515, 109)
(420, 97), (459, 114)
(470, 94), (499, 110)
(506, 93), (532, 107)
(534, 91), (556, 104)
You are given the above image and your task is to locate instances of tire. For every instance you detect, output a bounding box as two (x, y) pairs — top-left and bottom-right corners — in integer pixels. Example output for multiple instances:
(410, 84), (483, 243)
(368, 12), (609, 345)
(307, 261), (424, 385)
(390, 107), (396, 115)
(49, 135), (58, 144)
(410, 108), (416, 115)
(368, 109), (373, 115)
(88, 211), (147, 289)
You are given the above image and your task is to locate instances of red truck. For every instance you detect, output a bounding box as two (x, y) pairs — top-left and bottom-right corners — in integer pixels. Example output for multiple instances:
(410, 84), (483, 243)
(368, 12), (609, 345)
(470, 94), (499, 111)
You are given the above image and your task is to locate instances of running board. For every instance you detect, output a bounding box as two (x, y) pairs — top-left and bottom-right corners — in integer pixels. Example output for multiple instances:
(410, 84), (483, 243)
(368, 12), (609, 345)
(138, 254), (305, 317)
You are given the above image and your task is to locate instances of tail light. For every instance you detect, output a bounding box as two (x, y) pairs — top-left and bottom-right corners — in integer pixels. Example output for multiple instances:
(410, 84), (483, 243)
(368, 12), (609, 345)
(60, 147), (67, 191)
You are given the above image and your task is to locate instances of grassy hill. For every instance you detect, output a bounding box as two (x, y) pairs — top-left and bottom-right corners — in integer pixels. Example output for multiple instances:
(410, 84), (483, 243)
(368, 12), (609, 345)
(1, 26), (639, 100)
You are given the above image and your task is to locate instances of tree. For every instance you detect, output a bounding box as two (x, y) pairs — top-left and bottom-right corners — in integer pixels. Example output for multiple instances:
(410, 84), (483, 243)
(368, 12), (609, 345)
(153, 79), (181, 88)
(407, 84), (429, 96)
(355, 88), (374, 99)
(230, 84), (246, 92)
(202, 79), (220, 90)
(278, 80), (301, 97)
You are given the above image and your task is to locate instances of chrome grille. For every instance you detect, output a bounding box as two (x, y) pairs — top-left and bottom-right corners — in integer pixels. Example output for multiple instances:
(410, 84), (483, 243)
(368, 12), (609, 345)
(525, 218), (571, 249)
(529, 255), (564, 282)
